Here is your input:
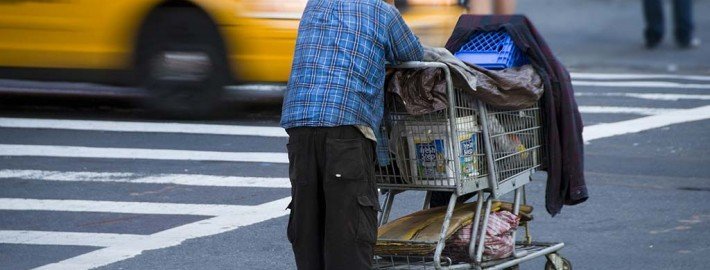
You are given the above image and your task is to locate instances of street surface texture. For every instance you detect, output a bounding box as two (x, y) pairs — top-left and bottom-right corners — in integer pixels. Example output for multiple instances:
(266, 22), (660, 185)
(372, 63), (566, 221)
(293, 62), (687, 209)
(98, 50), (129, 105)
(2, 0), (710, 269)
(2, 74), (709, 270)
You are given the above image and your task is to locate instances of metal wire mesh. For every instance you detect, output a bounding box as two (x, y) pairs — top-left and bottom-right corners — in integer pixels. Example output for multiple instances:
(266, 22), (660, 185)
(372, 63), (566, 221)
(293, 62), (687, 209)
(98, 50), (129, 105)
(484, 102), (543, 185)
(372, 242), (560, 269)
(375, 86), (488, 193)
(375, 87), (543, 194)
(372, 255), (455, 270)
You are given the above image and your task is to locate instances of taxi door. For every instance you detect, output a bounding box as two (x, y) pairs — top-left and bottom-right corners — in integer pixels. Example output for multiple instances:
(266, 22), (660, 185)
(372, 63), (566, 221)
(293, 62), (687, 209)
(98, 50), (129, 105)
(0, 0), (100, 69)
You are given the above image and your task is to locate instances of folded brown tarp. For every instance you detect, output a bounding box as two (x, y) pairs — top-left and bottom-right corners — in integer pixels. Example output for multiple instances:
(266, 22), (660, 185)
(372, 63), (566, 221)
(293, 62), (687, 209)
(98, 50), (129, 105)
(376, 201), (532, 255)
(386, 47), (543, 116)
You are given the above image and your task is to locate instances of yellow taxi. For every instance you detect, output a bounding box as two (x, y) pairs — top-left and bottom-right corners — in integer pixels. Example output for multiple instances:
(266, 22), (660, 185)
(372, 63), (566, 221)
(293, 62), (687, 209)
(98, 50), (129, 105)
(0, 0), (465, 115)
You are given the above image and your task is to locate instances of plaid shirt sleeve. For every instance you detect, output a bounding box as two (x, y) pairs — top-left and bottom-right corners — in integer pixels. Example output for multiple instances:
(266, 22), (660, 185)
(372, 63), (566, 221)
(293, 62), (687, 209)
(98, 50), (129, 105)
(386, 10), (424, 63)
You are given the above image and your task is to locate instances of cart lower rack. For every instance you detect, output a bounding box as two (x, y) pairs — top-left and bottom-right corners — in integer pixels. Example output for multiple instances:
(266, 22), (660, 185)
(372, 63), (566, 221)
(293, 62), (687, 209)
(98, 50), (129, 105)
(374, 242), (566, 270)
(373, 61), (570, 270)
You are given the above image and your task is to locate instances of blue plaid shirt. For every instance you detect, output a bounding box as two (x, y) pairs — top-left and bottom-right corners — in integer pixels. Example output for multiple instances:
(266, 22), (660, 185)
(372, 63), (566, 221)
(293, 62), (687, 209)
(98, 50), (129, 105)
(280, 0), (423, 134)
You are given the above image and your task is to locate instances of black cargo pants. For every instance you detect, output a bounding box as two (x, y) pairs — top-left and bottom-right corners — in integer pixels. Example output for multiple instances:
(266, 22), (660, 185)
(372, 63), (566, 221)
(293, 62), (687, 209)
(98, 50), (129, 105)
(286, 126), (380, 270)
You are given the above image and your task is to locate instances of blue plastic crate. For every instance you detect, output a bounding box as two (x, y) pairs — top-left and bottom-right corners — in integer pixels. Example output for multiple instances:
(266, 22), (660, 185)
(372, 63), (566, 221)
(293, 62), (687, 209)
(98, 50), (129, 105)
(454, 31), (528, 70)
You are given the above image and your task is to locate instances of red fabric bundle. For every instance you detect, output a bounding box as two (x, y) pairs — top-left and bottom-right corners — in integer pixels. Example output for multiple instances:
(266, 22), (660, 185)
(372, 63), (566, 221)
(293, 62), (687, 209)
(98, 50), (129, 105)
(444, 210), (520, 262)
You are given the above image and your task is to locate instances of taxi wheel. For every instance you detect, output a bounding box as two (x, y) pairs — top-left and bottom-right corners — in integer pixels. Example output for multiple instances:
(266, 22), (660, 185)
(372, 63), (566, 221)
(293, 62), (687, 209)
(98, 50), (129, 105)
(136, 7), (229, 118)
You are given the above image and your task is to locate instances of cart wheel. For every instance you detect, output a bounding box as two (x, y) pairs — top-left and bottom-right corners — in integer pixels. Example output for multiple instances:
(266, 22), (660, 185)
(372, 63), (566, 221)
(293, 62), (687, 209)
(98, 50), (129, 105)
(544, 256), (571, 270)
(503, 266), (519, 270)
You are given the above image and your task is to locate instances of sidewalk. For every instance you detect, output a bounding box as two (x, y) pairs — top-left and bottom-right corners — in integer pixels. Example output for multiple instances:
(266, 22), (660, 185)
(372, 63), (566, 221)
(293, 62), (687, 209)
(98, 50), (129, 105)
(517, 0), (710, 74)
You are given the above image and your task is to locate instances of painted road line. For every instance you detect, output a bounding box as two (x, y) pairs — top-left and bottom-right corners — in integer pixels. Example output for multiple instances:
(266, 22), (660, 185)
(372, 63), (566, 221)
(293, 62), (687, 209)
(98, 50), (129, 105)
(33, 197), (291, 270)
(578, 106), (679, 115)
(576, 92), (710, 101)
(0, 198), (251, 216)
(572, 80), (710, 89)
(0, 144), (289, 164)
(0, 169), (291, 188)
(584, 105), (710, 142)
(571, 72), (710, 81)
(0, 231), (149, 247)
(0, 117), (288, 137)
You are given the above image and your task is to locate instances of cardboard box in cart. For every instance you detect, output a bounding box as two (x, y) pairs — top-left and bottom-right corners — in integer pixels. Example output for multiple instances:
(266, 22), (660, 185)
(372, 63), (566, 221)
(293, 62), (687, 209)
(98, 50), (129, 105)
(403, 115), (481, 186)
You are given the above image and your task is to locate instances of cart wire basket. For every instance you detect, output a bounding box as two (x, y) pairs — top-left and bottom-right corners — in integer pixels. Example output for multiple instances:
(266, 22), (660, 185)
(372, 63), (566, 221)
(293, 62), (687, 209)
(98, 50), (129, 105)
(376, 62), (543, 198)
(374, 61), (569, 270)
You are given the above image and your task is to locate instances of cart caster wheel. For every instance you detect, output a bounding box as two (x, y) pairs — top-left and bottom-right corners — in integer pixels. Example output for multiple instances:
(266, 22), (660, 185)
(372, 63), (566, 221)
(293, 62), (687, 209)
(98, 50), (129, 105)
(503, 266), (519, 270)
(544, 256), (571, 270)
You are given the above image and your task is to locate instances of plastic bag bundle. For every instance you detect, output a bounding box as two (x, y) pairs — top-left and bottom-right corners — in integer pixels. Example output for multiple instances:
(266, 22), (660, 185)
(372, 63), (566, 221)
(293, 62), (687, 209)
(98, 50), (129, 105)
(444, 210), (520, 261)
(375, 201), (530, 259)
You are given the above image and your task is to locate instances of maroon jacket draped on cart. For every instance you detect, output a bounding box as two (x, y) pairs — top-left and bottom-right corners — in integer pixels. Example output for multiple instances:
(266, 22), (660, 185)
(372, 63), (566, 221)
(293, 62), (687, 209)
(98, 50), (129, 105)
(445, 15), (587, 216)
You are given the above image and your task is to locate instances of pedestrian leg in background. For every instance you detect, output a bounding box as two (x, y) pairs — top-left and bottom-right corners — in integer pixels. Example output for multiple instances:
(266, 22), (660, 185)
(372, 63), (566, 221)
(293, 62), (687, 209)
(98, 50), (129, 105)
(468, 0), (493, 14)
(672, 0), (696, 48)
(643, 0), (665, 48)
(493, 0), (516, 15)
(287, 126), (379, 270)
(468, 0), (516, 15)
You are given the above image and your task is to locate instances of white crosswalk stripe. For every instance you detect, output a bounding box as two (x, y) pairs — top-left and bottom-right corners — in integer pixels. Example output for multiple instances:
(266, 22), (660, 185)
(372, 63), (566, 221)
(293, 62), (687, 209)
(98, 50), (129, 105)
(0, 144), (289, 163)
(0, 196), (291, 269)
(0, 198), (257, 216)
(0, 157), (293, 267)
(0, 119), (293, 269)
(584, 105), (710, 142)
(578, 106), (680, 115)
(571, 72), (710, 81)
(575, 92), (710, 101)
(572, 80), (710, 89)
(32, 197), (291, 270)
(0, 169), (291, 188)
(0, 117), (288, 137)
(1, 76), (709, 270)
(0, 231), (150, 247)
(571, 73), (710, 89)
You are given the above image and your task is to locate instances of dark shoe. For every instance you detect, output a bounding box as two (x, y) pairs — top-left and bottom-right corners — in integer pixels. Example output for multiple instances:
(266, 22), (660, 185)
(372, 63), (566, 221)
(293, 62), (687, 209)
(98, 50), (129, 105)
(678, 37), (701, 49)
(645, 37), (662, 49)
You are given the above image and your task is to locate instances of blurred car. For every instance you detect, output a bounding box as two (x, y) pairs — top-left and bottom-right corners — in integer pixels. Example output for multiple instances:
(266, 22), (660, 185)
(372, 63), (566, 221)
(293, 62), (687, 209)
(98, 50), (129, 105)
(0, 0), (465, 115)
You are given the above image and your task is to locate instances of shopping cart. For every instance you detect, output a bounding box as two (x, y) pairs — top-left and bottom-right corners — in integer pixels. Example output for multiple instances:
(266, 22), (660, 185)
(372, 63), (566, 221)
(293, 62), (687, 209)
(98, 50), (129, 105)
(373, 61), (571, 270)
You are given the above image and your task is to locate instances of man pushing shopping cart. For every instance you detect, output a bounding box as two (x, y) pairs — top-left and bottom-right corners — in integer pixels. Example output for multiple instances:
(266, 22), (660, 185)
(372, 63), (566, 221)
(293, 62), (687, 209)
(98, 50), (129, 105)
(280, 0), (423, 269)
(281, 1), (586, 269)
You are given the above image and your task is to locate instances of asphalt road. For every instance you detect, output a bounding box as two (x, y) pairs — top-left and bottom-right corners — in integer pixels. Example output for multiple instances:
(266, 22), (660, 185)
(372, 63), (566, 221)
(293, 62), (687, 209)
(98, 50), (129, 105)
(1, 72), (709, 270)
(2, 1), (710, 269)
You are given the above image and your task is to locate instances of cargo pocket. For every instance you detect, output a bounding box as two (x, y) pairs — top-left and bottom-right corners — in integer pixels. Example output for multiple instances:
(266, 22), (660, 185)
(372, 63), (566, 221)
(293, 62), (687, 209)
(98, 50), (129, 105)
(286, 200), (296, 244)
(355, 195), (381, 244)
(325, 138), (365, 182)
